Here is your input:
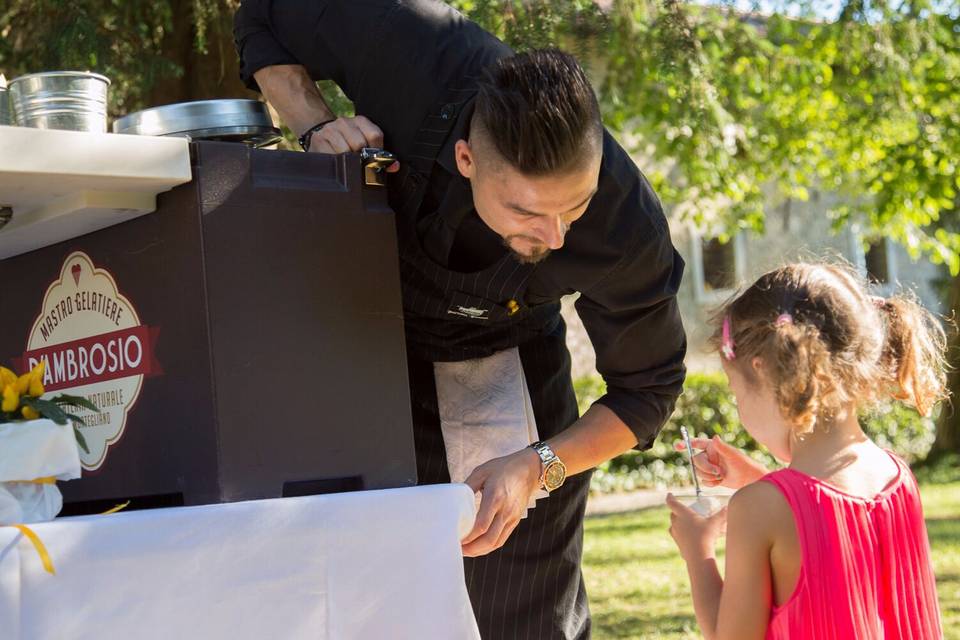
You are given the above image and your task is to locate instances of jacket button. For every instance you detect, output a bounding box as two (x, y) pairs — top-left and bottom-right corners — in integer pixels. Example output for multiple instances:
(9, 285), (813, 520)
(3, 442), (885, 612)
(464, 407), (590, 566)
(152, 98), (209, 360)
(440, 103), (457, 120)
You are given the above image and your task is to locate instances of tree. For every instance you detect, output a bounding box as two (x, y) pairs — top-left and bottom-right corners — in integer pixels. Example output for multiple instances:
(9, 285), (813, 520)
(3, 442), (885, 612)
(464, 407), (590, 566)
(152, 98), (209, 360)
(0, 0), (251, 115)
(3, 0), (959, 453)
(451, 0), (960, 456)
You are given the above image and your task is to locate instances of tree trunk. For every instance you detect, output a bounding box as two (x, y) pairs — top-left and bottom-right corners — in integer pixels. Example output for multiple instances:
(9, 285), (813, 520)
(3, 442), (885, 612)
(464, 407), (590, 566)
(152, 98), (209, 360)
(933, 271), (960, 456)
(146, 0), (253, 107)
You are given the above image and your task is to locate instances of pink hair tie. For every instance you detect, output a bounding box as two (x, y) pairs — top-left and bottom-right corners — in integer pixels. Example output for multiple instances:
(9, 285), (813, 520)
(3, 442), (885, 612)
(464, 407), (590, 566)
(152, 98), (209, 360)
(721, 315), (736, 360)
(775, 313), (793, 327)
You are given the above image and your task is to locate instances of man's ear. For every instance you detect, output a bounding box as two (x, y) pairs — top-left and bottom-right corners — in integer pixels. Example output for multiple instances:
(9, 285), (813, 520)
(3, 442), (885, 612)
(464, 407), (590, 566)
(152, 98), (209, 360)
(454, 139), (475, 179)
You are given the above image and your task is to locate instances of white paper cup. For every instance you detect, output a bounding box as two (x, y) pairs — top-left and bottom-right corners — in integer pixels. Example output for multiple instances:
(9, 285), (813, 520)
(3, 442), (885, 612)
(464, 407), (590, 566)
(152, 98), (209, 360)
(674, 492), (730, 517)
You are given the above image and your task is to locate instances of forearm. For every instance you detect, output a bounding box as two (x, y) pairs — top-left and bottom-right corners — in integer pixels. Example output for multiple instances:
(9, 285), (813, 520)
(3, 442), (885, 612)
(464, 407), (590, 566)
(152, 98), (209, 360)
(547, 403), (638, 476)
(252, 64), (335, 136)
(685, 556), (724, 640)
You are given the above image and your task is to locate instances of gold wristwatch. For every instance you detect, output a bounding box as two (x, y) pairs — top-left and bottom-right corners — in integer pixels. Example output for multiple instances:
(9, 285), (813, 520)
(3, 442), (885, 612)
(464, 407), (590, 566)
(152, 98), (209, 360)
(530, 441), (567, 493)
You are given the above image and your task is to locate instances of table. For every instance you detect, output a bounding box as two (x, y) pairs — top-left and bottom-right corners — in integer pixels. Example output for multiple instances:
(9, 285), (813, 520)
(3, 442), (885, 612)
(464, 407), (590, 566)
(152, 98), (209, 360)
(0, 484), (480, 639)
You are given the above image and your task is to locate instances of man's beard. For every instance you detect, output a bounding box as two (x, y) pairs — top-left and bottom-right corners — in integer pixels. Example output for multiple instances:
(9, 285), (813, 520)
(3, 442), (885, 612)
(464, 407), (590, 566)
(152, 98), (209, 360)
(503, 235), (551, 264)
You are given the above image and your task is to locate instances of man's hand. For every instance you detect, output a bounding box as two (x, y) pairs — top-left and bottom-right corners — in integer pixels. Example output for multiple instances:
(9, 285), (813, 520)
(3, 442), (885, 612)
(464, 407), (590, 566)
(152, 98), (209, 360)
(674, 435), (769, 490)
(461, 448), (542, 557)
(306, 115), (384, 153)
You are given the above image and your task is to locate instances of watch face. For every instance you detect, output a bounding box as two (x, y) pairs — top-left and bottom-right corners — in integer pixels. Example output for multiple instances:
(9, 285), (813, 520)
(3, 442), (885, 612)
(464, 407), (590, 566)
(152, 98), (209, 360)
(544, 461), (567, 491)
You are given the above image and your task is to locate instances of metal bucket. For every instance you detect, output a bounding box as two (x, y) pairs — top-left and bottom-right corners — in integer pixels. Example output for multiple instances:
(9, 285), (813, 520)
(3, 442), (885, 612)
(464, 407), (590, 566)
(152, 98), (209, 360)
(0, 86), (10, 126)
(0, 74), (10, 126)
(9, 71), (110, 132)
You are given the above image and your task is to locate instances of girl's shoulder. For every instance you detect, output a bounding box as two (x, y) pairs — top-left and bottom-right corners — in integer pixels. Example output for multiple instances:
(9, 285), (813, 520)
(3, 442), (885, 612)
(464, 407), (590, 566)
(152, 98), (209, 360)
(728, 478), (795, 540)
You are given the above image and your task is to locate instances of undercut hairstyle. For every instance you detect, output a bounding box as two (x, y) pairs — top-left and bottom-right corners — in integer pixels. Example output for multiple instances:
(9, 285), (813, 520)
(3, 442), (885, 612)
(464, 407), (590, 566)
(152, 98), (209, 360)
(472, 48), (603, 176)
(709, 262), (949, 437)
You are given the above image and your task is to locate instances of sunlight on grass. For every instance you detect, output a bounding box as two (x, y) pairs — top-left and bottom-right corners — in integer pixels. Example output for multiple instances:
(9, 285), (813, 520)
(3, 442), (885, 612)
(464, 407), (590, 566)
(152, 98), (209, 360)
(584, 482), (960, 639)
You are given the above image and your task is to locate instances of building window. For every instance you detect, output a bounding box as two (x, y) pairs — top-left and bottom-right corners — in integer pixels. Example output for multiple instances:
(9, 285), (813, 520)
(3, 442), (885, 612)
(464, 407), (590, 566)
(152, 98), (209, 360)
(690, 230), (746, 303)
(701, 237), (737, 292)
(848, 226), (898, 294)
(865, 238), (891, 285)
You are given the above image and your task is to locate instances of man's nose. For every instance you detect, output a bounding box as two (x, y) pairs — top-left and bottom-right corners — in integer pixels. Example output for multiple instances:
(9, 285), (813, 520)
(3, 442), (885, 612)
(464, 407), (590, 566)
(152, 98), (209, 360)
(541, 216), (566, 250)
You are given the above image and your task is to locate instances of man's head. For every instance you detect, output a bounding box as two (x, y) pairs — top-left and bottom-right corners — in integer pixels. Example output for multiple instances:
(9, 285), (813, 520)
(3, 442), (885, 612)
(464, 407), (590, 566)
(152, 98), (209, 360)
(455, 49), (603, 264)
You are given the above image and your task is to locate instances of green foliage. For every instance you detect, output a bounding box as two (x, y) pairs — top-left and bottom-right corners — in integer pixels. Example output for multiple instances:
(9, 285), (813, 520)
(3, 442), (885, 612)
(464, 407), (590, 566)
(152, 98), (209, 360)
(577, 372), (939, 492)
(3, 1), (956, 271)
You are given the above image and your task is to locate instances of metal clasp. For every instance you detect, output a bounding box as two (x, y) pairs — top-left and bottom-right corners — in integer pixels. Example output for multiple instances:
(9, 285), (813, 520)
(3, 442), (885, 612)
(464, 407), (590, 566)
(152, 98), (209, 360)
(360, 147), (396, 187)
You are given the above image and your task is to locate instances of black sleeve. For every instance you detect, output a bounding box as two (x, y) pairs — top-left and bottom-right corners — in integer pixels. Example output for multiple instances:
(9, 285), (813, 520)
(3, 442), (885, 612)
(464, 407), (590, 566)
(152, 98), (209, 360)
(575, 199), (687, 450)
(233, 0), (301, 92)
(233, 0), (511, 157)
(233, 0), (396, 96)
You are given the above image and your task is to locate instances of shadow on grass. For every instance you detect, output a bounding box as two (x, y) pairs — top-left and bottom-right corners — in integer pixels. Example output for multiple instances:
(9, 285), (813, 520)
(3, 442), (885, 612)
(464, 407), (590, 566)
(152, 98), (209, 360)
(591, 610), (697, 639)
(585, 549), (683, 568)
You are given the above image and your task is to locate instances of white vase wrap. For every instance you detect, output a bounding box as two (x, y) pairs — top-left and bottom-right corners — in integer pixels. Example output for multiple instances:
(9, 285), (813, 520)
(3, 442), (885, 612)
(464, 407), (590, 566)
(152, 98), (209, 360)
(0, 419), (82, 524)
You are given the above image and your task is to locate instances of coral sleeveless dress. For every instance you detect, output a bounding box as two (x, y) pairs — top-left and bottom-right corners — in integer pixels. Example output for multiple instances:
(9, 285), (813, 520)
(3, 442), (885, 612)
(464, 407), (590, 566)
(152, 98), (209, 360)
(762, 453), (942, 639)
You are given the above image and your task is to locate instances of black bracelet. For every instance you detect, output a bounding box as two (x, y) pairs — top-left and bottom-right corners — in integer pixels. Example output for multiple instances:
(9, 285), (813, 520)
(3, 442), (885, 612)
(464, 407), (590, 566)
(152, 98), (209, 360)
(298, 119), (337, 152)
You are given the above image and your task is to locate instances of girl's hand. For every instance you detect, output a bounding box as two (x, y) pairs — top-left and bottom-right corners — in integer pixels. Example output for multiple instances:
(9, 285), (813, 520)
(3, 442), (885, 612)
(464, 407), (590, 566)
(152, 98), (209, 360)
(666, 493), (728, 563)
(674, 435), (769, 490)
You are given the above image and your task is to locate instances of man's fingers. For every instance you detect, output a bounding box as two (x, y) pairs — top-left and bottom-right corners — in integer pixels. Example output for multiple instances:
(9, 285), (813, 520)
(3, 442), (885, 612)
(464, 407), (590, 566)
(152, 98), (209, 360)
(337, 121), (369, 152)
(493, 516), (521, 550)
(352, 115), (385, 148)
(464, 468), (486, 494)
(462, 489), (498, 544)
(316, 128), (351, 153)
(462, 513), (509, 557)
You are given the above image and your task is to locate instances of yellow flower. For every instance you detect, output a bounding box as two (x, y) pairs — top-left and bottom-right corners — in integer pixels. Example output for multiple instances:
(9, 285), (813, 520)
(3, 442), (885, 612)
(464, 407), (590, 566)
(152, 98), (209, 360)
(27, 361), (45, 397)
(0, 367), (16, 389)
(15, 372), (30, 395)
(2, 385), (18, 413)
(21, 405), (40, 420)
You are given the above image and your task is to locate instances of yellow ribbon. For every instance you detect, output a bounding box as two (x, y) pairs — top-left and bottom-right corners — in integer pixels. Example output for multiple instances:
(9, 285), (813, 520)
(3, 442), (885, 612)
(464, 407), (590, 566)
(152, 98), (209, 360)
(0, 478), (56, 573)
(100, 501), (130, 515)
(0, 479), (128, 577)
(8, 524), (55, 575)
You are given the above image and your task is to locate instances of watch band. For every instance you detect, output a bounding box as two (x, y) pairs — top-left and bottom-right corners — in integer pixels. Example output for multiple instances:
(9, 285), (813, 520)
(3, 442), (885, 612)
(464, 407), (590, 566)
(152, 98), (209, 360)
(530, 441), (558, 465)
(298, 118), (337, 152)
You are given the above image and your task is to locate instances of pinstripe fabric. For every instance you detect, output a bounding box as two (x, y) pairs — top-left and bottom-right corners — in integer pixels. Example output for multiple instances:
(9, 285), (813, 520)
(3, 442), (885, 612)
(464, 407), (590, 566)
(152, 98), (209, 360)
(408, 321), (591, 640)
(393, 88), (592, 638)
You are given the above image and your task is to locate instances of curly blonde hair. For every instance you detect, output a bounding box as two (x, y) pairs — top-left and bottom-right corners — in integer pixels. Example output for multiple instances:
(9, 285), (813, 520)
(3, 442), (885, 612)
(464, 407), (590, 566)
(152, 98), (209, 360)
(709, 262), (948, 436)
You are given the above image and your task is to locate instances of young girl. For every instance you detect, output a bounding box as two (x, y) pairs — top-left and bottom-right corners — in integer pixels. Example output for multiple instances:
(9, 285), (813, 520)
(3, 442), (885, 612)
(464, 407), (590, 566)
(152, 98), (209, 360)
(666, 262), (946, 639)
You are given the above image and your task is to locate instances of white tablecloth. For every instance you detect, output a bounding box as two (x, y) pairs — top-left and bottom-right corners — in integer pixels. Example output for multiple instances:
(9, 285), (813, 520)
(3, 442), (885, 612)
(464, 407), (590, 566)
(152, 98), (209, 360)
(0, 484), (480, 640)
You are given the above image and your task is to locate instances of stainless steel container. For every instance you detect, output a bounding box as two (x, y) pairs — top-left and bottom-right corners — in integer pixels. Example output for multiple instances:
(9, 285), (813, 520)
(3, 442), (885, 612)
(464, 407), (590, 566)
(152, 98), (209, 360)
(113, 99), (281, 147)
(9, 71), (111, 132)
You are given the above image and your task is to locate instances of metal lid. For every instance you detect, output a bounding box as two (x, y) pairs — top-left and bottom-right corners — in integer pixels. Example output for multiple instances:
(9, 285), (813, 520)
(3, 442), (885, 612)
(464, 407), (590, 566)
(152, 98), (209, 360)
(10, 71), (111, 86)
(113, 99), (281, 147)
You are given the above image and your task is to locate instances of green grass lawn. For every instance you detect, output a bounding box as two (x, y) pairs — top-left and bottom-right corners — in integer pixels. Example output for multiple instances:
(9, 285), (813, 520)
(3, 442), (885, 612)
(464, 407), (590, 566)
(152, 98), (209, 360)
(583, 482), (960, 639)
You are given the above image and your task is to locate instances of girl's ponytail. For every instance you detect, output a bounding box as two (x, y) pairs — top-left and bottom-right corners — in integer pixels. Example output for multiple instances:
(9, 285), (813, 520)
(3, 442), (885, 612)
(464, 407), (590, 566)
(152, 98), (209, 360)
(877, 295), (948, 417)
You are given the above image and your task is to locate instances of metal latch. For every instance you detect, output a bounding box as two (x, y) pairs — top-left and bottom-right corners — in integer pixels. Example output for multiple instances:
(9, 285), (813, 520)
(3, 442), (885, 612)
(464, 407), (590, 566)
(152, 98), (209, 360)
(360, 147), (396, 187)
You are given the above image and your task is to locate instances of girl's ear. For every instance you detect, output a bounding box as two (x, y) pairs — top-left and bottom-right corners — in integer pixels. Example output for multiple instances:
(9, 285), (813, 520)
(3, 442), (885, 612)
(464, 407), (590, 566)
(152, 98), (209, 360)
(751, 356), (765, 377)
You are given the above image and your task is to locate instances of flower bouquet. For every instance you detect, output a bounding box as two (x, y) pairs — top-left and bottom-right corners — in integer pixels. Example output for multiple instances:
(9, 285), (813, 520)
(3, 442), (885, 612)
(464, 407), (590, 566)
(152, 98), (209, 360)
(0, 361), (97, 524)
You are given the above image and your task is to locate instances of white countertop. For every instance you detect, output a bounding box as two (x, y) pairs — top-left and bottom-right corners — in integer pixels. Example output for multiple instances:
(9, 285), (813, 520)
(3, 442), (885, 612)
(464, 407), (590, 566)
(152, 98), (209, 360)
(0, 126), (192, 259)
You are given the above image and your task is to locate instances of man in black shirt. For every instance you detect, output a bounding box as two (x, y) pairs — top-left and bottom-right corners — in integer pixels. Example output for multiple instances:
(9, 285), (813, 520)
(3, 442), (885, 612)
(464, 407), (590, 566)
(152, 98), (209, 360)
(235, 2), (686, 637)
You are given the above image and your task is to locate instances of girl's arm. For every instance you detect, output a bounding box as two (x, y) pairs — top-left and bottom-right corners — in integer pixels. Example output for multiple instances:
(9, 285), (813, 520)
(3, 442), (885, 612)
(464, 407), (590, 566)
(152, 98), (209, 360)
(713, 483), (778, 639)
(668, 481), (781, 640)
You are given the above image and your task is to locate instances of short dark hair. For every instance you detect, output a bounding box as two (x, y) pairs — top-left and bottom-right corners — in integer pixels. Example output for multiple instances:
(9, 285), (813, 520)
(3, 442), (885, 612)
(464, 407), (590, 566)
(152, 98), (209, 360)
(472, 48), (602, 176)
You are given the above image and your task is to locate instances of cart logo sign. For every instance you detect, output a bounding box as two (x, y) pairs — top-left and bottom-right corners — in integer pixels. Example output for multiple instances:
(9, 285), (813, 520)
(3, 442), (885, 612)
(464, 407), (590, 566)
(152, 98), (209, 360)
(20, 252), (160, 471)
